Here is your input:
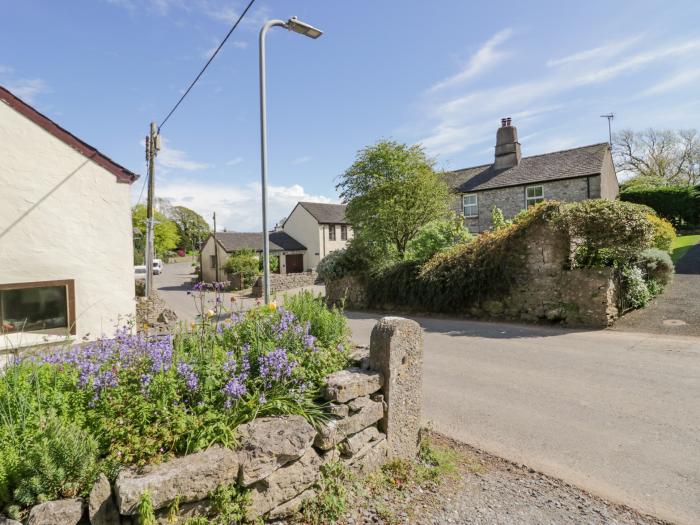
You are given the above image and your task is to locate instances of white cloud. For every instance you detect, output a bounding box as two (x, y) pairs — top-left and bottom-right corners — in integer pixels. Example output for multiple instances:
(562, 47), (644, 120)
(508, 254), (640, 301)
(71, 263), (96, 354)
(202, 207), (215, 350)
(0, 66), (49, 103)
(225, 157), (243, 166)
(232, 40), (248, 49)
(157, 138), (211, 171)
(427, 29), (513, 93)
(546, 36), (641, 67)
(105, 0), (270, 27)
(291, 156), (312, 165)
(638, 68), (700, 97)
(155, 180), (334, 231)
(416, 35), (700, 156)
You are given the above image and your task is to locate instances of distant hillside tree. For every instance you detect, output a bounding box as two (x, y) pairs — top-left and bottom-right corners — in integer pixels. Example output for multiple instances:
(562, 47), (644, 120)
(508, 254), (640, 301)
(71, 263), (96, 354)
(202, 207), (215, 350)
(614, 128), (700, 186)
(168, 205), (210, 252)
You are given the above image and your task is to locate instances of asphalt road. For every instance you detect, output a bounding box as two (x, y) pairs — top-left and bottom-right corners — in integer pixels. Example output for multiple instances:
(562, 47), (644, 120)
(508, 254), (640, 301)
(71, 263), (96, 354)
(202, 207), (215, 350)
(347, 313), (700, 525)
(157, 262), (700, 524)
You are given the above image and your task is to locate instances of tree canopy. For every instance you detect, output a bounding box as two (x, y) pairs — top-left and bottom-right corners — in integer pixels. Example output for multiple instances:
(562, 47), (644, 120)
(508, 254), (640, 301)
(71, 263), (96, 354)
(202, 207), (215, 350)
(168, 205), (210, 252)
(614, 128), (700, 186)
(132, 204), (179, 258)
(337, 140), (449, 259)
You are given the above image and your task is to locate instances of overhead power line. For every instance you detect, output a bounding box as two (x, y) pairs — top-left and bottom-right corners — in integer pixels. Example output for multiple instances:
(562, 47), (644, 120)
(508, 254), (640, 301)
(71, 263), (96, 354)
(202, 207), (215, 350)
(157, 0), (257, 132)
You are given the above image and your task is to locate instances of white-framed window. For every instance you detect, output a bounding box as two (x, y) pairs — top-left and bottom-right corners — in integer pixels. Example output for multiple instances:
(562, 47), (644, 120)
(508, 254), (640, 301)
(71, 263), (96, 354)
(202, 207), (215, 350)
(462, 194), (478, 218)
(328, 225), (336, 241)
(525, 185), (544, 207)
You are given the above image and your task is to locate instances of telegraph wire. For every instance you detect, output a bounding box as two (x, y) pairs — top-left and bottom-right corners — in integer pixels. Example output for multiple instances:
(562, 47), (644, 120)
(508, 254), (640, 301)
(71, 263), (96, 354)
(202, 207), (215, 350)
(157, 0), (257, 132)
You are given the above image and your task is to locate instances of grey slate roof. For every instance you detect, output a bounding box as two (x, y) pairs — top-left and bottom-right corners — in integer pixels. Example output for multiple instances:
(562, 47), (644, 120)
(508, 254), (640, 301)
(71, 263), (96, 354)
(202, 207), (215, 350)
(298, 202), (348, 224)
(214, 231), (306, 253)
(445, 143), (609, 193)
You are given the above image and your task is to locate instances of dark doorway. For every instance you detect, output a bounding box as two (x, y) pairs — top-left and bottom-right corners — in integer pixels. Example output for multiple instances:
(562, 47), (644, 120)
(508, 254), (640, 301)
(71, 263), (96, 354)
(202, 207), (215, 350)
(286, 254), (304, 273)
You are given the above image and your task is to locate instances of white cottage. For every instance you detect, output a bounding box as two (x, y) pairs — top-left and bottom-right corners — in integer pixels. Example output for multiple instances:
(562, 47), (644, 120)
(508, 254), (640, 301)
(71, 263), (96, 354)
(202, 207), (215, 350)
(0, 86), (138, 351)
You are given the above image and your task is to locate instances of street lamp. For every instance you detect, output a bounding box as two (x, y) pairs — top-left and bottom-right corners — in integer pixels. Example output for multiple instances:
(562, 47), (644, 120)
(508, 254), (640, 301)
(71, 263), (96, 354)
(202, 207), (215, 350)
(259, 16), (323, 304)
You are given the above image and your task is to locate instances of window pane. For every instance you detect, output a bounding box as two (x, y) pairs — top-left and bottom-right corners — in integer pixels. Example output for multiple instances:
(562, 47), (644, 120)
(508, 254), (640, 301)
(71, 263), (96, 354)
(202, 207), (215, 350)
(1, 286), (68, 333)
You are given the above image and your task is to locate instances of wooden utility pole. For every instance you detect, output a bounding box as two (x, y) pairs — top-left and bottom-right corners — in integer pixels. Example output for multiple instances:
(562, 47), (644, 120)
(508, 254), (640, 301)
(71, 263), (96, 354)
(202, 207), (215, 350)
(145, 122), (160, 297)
(213, 212), (220, 282)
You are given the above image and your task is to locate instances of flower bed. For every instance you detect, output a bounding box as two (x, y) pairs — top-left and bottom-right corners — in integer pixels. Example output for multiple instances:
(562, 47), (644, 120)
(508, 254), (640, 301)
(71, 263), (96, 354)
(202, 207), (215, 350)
(0, 290), (349, 522)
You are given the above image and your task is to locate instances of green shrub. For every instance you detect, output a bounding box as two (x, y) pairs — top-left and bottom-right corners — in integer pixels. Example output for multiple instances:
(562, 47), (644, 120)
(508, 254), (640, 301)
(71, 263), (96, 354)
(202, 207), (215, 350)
(317, 249), (352, 281)
(223, 249), (259, 287)
(621, 265), (651, 309)
(638, 248), (674, 286)
(12, 416), (99, 507)
(647, 214), (676, 253)
(138, 491), (157, 525)
(491, 206), (511, 230)
(556, 200), (655, 267)
(300, 462), (352, 524)
(620, 185), (700, 226)
(405, 212), (472, 261)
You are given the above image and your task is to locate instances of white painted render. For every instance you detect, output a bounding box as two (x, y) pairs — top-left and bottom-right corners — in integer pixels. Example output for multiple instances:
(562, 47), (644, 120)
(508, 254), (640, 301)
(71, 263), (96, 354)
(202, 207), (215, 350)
(0, 100), (135, 347)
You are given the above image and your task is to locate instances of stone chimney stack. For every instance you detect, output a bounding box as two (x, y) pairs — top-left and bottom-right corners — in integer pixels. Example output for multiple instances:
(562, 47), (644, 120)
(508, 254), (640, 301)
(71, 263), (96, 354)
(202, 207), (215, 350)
(494, 117), (522, 170)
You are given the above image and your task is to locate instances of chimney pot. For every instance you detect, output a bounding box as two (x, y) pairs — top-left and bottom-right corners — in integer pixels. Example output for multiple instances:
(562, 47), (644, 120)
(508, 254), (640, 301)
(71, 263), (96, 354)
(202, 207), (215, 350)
(501, 118), (507, 127)
(506, 117), (512, 126)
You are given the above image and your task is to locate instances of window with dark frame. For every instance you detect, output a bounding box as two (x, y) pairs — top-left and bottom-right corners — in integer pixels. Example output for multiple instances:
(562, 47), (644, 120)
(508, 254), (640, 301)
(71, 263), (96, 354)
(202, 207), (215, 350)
(328, 225), (336, 241)
(0, 280), (75, 335)
(340, 225), (347, 241)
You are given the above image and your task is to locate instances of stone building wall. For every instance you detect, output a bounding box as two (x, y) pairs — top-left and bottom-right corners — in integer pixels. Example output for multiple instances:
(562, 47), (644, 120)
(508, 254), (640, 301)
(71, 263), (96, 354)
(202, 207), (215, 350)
(19, 318), (423, 525)
(451, 175), (601, 232)
(251, 271), (319, 298)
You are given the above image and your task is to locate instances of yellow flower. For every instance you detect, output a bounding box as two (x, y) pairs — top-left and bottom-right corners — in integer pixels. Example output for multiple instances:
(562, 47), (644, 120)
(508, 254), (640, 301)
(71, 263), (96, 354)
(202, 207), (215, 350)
(206, 309), (215, 318)
(268, 301), (277, 312)
(190, 321), (196, 330)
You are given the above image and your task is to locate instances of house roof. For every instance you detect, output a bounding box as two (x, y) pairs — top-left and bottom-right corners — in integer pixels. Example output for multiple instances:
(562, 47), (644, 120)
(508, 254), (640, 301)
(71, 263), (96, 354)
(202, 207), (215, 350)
(213, 231), (306, 253)
(0, 85), (138, 184)
(297, 202), (348, 224)
(445, 143), (609, 193)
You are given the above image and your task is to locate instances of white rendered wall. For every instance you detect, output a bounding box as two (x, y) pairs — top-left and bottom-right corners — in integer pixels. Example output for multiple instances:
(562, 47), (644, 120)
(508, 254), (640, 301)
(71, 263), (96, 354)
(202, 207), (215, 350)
(282, 205), (321, 270)
(0, 101), (135, 345)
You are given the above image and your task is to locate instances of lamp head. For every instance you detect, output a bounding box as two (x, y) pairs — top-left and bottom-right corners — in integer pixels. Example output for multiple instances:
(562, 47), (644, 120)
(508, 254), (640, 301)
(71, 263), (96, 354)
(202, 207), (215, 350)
(286, 16), (323, 39)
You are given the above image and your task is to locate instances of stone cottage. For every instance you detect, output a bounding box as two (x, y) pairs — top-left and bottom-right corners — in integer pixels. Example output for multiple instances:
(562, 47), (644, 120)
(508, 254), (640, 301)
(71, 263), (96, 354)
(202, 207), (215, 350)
(445, 118), (619, 232)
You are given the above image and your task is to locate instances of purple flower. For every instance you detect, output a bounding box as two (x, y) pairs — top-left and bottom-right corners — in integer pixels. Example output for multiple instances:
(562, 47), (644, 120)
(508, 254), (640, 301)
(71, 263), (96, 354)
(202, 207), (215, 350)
(222, 375), (247, 401)
(302, 334), (316, 349)
(176, 361), (199, 391)
(258, 393), (266, 404)
(258, 348), (295, 388)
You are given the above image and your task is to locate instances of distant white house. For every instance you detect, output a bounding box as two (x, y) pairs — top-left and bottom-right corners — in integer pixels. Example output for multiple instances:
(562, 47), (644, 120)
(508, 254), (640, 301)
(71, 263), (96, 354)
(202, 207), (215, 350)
(0, 85), (138, 350)
(281, 202), (353, 271)
(200, 202), (352, 282)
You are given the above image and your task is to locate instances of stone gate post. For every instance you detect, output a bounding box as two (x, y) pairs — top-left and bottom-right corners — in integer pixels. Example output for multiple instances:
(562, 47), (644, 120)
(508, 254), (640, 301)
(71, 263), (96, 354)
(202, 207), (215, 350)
(369, 316), (423, 460)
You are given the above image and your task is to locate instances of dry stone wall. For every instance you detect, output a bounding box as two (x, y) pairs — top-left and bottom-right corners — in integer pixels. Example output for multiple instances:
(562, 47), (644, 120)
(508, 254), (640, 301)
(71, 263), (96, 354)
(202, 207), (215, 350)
(11, 317), (422, 525)
(252, 271), (319, 298)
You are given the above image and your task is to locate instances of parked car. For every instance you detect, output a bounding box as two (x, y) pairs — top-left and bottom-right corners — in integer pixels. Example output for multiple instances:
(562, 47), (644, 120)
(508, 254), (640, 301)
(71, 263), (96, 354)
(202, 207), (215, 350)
(134, 265), (146, 279)
(152, 259), (164, 275)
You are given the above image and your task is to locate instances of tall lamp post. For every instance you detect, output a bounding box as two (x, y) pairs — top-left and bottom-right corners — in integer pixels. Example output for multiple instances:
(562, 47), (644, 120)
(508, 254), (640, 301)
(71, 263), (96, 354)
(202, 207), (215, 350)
(259, 16), (323, 304)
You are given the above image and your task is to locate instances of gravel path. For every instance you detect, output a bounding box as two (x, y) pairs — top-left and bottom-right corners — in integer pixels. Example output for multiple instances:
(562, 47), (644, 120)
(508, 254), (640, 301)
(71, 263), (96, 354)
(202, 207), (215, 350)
(343, 433), (669, 525)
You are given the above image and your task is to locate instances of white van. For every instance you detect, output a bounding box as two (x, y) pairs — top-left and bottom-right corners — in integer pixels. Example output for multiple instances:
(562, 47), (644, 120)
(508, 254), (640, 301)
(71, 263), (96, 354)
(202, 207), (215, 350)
(152, 259), (164, 275)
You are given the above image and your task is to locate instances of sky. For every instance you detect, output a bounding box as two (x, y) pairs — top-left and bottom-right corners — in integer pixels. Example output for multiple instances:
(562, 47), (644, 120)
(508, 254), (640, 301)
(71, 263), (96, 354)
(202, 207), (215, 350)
(2, 0), (700, 231)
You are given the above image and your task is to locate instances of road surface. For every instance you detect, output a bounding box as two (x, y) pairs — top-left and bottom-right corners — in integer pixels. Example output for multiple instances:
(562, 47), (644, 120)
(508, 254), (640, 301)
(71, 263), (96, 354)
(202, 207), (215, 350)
(347, 312), (700, 525)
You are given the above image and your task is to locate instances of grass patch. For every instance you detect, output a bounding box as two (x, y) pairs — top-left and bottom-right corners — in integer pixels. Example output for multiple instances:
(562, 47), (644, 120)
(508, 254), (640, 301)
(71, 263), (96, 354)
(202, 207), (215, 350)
(671, 234), (700, 263)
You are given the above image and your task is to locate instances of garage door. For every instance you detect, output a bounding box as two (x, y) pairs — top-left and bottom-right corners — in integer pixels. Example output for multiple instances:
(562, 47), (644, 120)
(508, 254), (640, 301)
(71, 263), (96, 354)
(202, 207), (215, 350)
(286, 254), (304, 273)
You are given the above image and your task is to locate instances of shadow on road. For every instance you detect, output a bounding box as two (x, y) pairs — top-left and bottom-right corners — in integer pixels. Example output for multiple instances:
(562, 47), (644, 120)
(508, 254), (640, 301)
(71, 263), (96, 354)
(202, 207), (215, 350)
(343, 310), (598, 339)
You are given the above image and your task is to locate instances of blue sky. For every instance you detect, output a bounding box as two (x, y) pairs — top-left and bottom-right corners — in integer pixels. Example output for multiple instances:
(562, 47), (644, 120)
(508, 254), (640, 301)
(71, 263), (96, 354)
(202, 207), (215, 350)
(2, 0), (700, 230)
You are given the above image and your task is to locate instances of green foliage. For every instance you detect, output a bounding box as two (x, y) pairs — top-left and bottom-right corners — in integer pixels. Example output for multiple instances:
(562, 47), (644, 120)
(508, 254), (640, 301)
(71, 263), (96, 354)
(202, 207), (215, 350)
(491, 206), (511, 231)
(300, 462), (352, 524)
(132, 204), (180, 257)
(620, 185), (700, 226)
(317, 249), (352, 281)
(264, 255), (280, 274)
(0, 296), (350, 513)
(619, 174), (669, 191)
(138, 491), (157, 525)
(621, 265), (651, 310)
(646, 214), (676, 253)
(555, 199), (655, 268)
(168, 206), (210, 253)
(416, 437), (458, 482)
(208, 483), (250, 524)
(638, 248), (674, 286)
(223, 249), (260, 288)
(405, 212), (472, 261)
(338, 140), (449, 258)
(11, 416), (99, 507)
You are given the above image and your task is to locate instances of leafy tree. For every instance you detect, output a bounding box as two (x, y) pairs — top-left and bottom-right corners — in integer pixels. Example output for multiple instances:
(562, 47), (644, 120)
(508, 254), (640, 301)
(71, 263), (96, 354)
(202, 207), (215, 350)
(132, 204), (179, 258)
(614, 128), (700, 186)
(223, 250), (260, 287)
(491, 206), (510, 230)
(168, 206), (210, 253)
(406, 212), (472, 261)
(337, 140), (449, 259)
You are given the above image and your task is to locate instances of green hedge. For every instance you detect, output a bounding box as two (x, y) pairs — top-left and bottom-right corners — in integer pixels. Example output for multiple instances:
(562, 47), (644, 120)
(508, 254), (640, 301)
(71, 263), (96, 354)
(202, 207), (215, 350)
(619, 185), (700, 226)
